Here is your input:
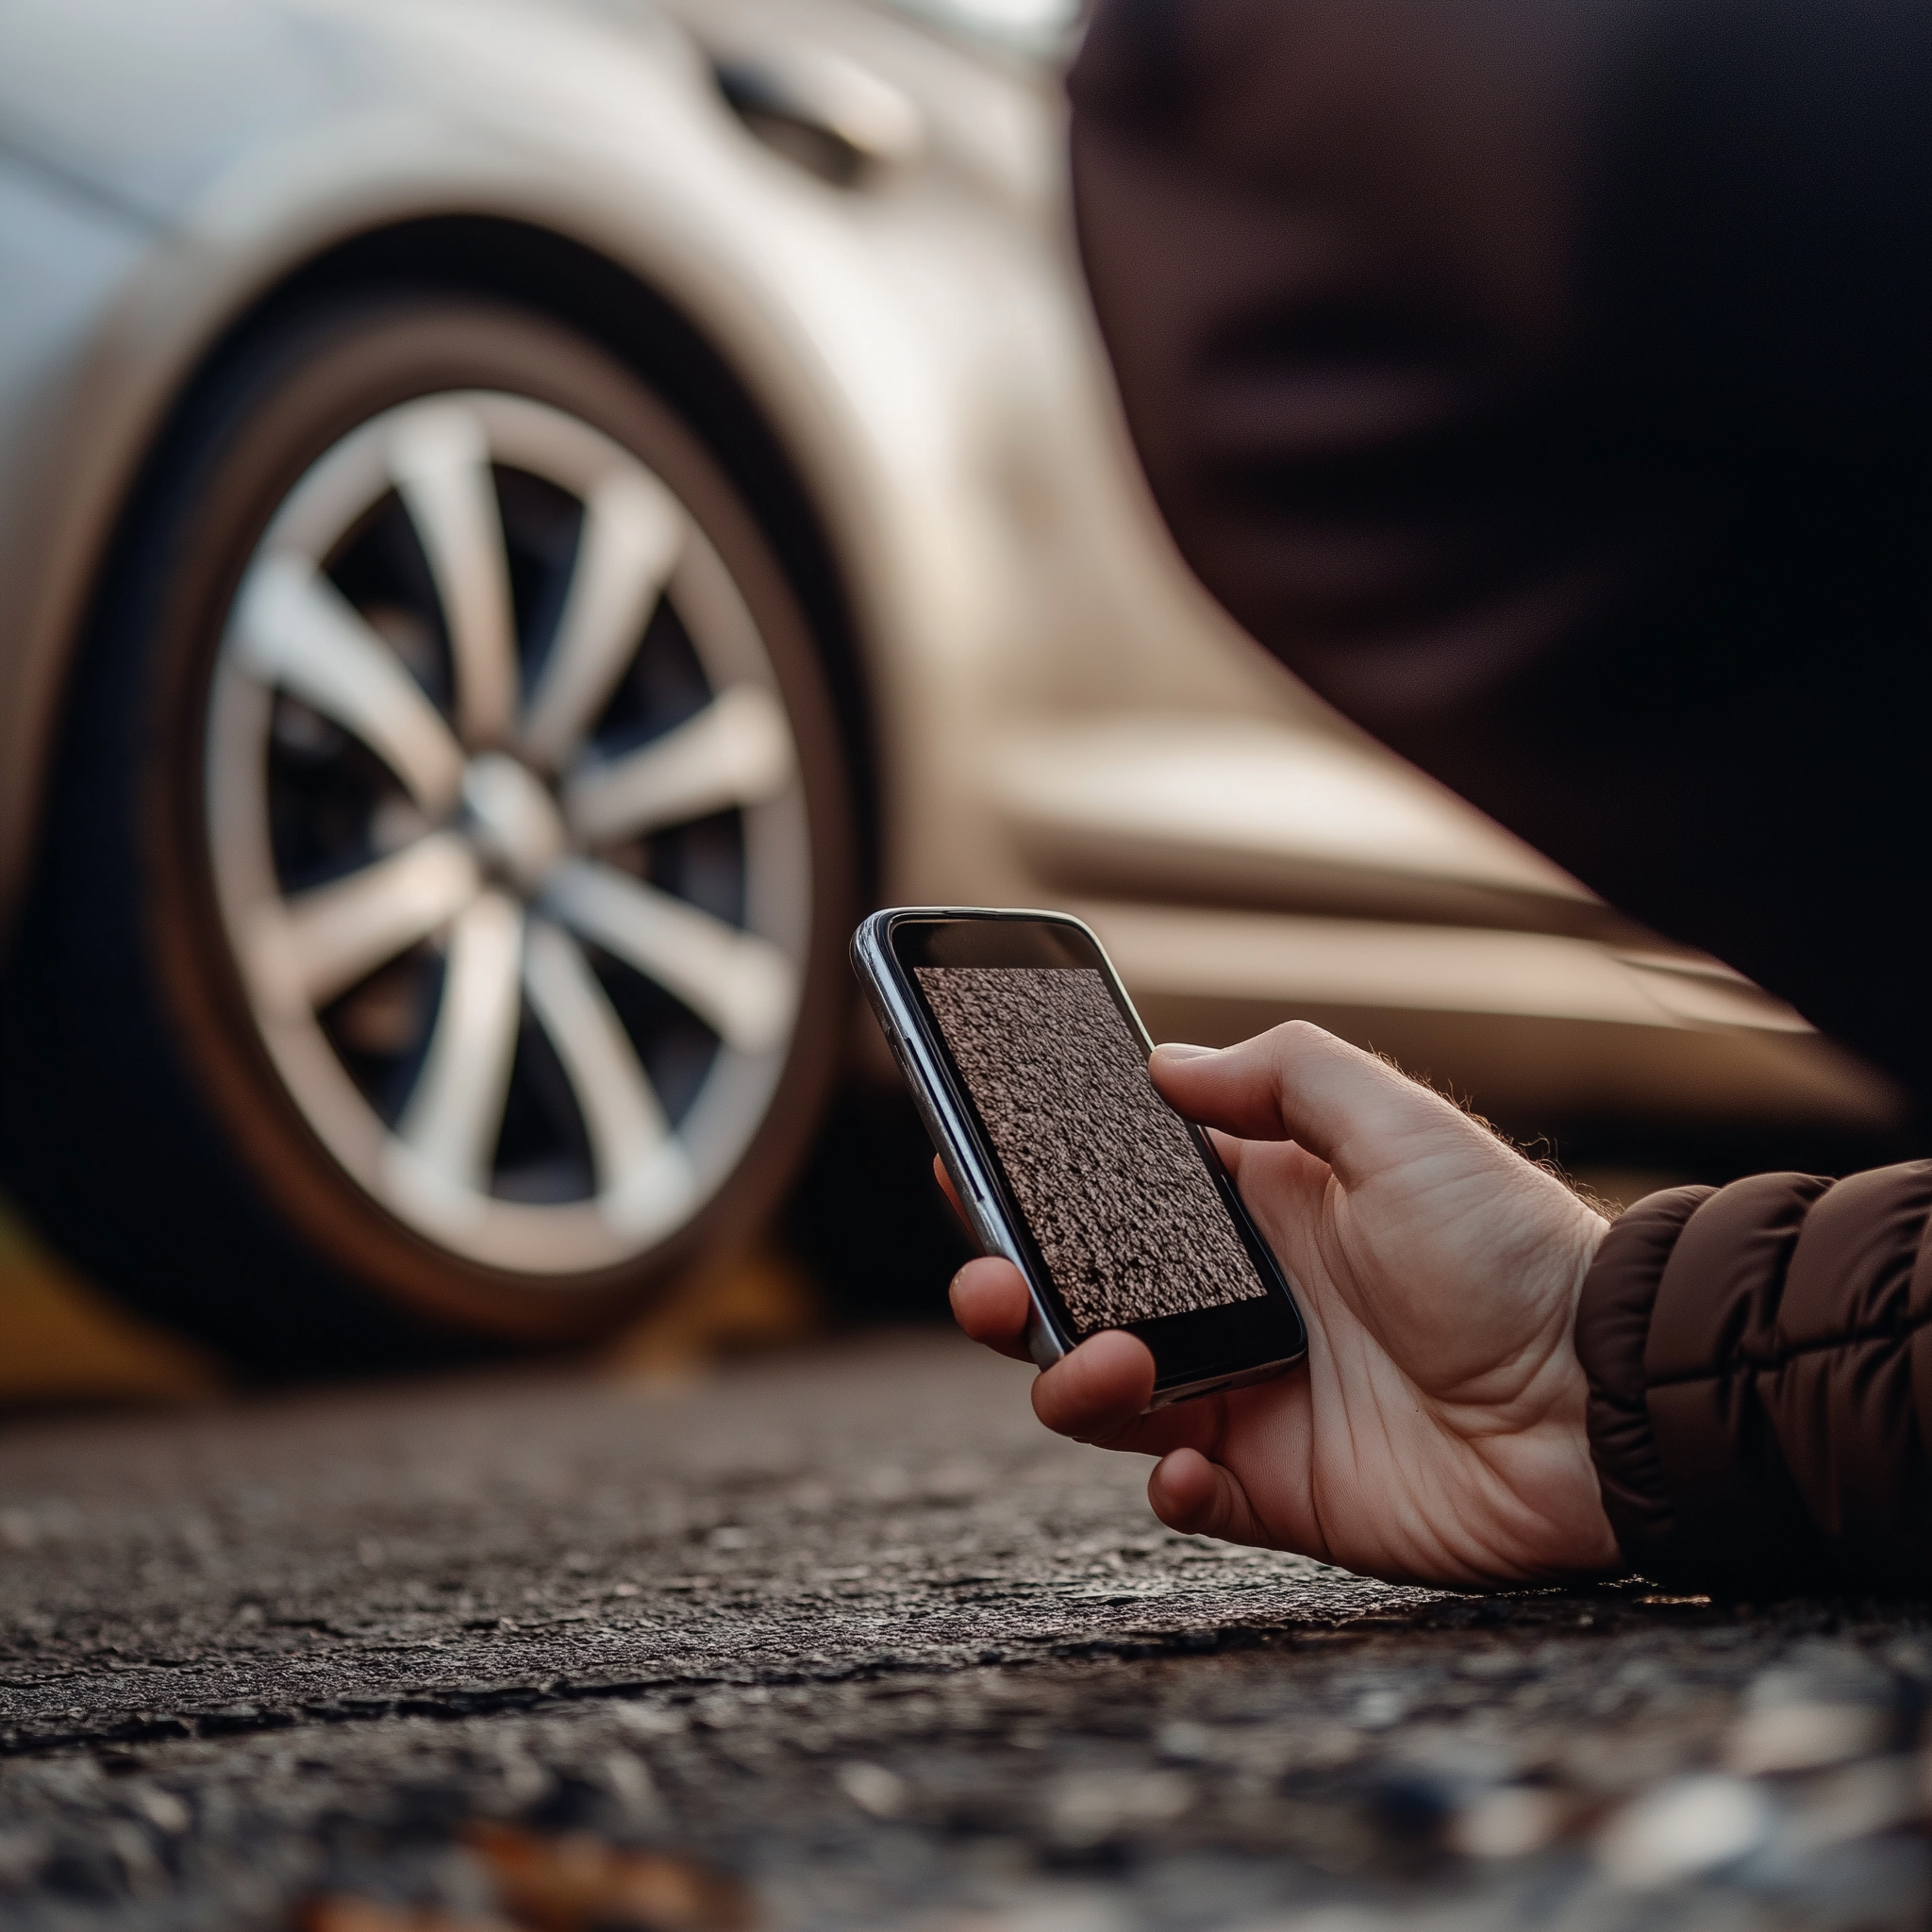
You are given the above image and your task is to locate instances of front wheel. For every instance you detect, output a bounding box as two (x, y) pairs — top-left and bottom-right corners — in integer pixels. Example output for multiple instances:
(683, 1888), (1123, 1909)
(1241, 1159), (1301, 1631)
(3, 298), (856, 1371)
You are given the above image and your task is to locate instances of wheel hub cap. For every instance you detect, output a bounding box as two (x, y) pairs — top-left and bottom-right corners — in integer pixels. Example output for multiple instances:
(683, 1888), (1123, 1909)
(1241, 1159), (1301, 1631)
(462, 751), (567, 893)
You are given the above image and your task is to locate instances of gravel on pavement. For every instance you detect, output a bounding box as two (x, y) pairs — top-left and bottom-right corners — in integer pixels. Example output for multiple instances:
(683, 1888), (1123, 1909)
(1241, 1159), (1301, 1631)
(0, 1329), (1926, 1931)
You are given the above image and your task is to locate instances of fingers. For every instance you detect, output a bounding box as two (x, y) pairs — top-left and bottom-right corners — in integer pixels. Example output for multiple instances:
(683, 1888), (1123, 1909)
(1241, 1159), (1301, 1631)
(949, 1265), (1221, 1457)
(1031, 1328), (1156, 1442)
(949, 1263), (1174, 1452)
(1147, 1446), (1271, 1544)
(948, 1257), (1037, 1363)
(940, 1164), (1039, 1365)
(1149, 1023), (1478, 1183)
(931, 1154), (968, 1231)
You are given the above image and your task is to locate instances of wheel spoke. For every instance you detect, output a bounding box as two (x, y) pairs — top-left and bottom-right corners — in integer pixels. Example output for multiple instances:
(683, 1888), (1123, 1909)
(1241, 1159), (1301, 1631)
(523, 921), (696, 1231)
(519, 468), (684, 771)
(540, 858), (795, 1054)
(389, 405), (519, 750)
(562, 685), (796, 846)
(233, 555), (466, 814)
(394, 891), (525, 1192)
(274, 833), (480, 1011)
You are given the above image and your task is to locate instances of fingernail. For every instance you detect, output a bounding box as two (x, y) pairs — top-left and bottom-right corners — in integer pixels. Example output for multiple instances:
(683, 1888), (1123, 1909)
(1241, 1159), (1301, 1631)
(1152, 1042), (1219, 1062)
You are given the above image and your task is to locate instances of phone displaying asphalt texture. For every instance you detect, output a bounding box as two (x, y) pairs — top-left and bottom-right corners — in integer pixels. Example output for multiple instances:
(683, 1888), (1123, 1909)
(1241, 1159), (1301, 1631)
(853, 908), (1307, 1408)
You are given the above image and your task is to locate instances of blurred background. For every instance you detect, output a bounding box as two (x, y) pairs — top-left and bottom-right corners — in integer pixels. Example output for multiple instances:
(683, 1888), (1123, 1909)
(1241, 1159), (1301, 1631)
(0, 0), (1913, 1411)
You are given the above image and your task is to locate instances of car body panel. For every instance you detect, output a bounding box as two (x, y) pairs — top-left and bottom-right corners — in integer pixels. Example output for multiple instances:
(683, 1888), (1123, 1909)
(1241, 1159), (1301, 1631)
(0, 0), (1291, 924)
(0, 0), (1899, 1140)
(0, 155), (153, 926)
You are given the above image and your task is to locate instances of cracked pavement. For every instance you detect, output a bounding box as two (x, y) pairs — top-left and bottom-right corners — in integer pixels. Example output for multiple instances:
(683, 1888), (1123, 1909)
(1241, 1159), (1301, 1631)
(0, 1329), (1927, 1930)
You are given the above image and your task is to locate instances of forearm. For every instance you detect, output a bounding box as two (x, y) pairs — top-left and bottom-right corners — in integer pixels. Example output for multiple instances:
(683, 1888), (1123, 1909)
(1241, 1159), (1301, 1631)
(1577, 1167), (1932, 1594)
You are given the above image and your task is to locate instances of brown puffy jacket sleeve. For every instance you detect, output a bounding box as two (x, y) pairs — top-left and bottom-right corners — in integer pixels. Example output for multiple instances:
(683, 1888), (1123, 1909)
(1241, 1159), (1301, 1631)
(1580, 1172), (1932, 1593)
(1069, 2), (1932, 1591)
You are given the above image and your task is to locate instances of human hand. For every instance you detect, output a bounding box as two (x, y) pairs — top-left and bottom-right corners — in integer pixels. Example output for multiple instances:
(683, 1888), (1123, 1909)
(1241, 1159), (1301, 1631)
(947, 1022), (1619, 1588)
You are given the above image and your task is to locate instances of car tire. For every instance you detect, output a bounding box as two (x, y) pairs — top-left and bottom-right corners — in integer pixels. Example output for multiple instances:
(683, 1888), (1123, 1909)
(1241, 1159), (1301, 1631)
(0, 295), (857, 1374)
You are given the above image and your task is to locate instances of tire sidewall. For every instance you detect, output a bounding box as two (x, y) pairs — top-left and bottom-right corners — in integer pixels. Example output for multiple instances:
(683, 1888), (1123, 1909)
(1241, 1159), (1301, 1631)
(121, 296), (853, 1342)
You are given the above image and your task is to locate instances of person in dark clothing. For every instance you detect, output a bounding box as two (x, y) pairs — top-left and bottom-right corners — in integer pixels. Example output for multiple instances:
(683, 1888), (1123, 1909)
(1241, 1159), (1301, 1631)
(950, 0), (1932, 1593)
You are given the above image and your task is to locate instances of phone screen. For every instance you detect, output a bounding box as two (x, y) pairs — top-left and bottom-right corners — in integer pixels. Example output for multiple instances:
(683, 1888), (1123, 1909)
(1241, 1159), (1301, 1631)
(913, 963), (1271, 1336)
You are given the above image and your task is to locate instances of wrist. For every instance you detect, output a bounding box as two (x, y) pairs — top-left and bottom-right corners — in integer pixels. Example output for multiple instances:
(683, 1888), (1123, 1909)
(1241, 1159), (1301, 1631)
(1552, 1206), (1622, 1574)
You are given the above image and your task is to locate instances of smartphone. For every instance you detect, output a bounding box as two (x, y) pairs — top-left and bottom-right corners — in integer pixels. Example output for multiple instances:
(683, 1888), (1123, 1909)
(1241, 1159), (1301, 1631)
(852, 907), (1307, 1408)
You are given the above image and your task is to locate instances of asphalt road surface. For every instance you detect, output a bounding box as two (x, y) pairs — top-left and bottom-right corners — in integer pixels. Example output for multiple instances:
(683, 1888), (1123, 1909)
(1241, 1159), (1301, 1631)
(0, 1329), (1927, 1931)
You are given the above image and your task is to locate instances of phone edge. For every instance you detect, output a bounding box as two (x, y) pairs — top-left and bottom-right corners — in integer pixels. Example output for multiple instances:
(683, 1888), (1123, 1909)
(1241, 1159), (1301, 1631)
(850, 909), (1074, 1370)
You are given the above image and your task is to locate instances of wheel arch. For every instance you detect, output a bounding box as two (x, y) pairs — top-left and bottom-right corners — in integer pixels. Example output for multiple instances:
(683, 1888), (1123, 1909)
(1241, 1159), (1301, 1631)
(4, 213), (883, 955)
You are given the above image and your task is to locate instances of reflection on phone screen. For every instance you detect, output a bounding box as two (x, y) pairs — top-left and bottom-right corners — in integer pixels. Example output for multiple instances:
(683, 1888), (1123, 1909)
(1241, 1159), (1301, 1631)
(915, 967), (1269, 1334)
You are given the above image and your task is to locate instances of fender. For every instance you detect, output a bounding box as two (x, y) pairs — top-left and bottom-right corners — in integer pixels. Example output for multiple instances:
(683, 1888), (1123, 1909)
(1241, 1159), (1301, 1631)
(0, 0), (1017, 938)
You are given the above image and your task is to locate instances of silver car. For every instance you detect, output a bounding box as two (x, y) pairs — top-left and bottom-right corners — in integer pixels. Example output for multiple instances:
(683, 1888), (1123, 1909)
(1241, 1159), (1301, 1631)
(0, 0), (1894, 1369)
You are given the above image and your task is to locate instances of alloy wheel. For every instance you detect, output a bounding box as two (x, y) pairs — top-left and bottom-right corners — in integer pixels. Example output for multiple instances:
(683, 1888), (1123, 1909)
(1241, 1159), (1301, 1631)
(206, 391), (812, 1276)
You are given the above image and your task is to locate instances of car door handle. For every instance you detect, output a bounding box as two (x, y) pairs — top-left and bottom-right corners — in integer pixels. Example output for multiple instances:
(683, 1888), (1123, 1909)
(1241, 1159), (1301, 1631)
(715, 46), (924, 183)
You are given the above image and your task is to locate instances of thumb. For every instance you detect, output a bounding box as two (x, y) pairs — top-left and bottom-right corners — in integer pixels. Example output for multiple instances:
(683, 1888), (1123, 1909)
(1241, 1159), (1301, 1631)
(1149, 1022), (1474, 1184)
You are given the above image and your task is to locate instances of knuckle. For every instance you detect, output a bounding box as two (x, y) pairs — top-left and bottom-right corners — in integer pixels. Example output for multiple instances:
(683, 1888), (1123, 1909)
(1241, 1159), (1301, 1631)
(1264, 1018), (1335, 1069)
